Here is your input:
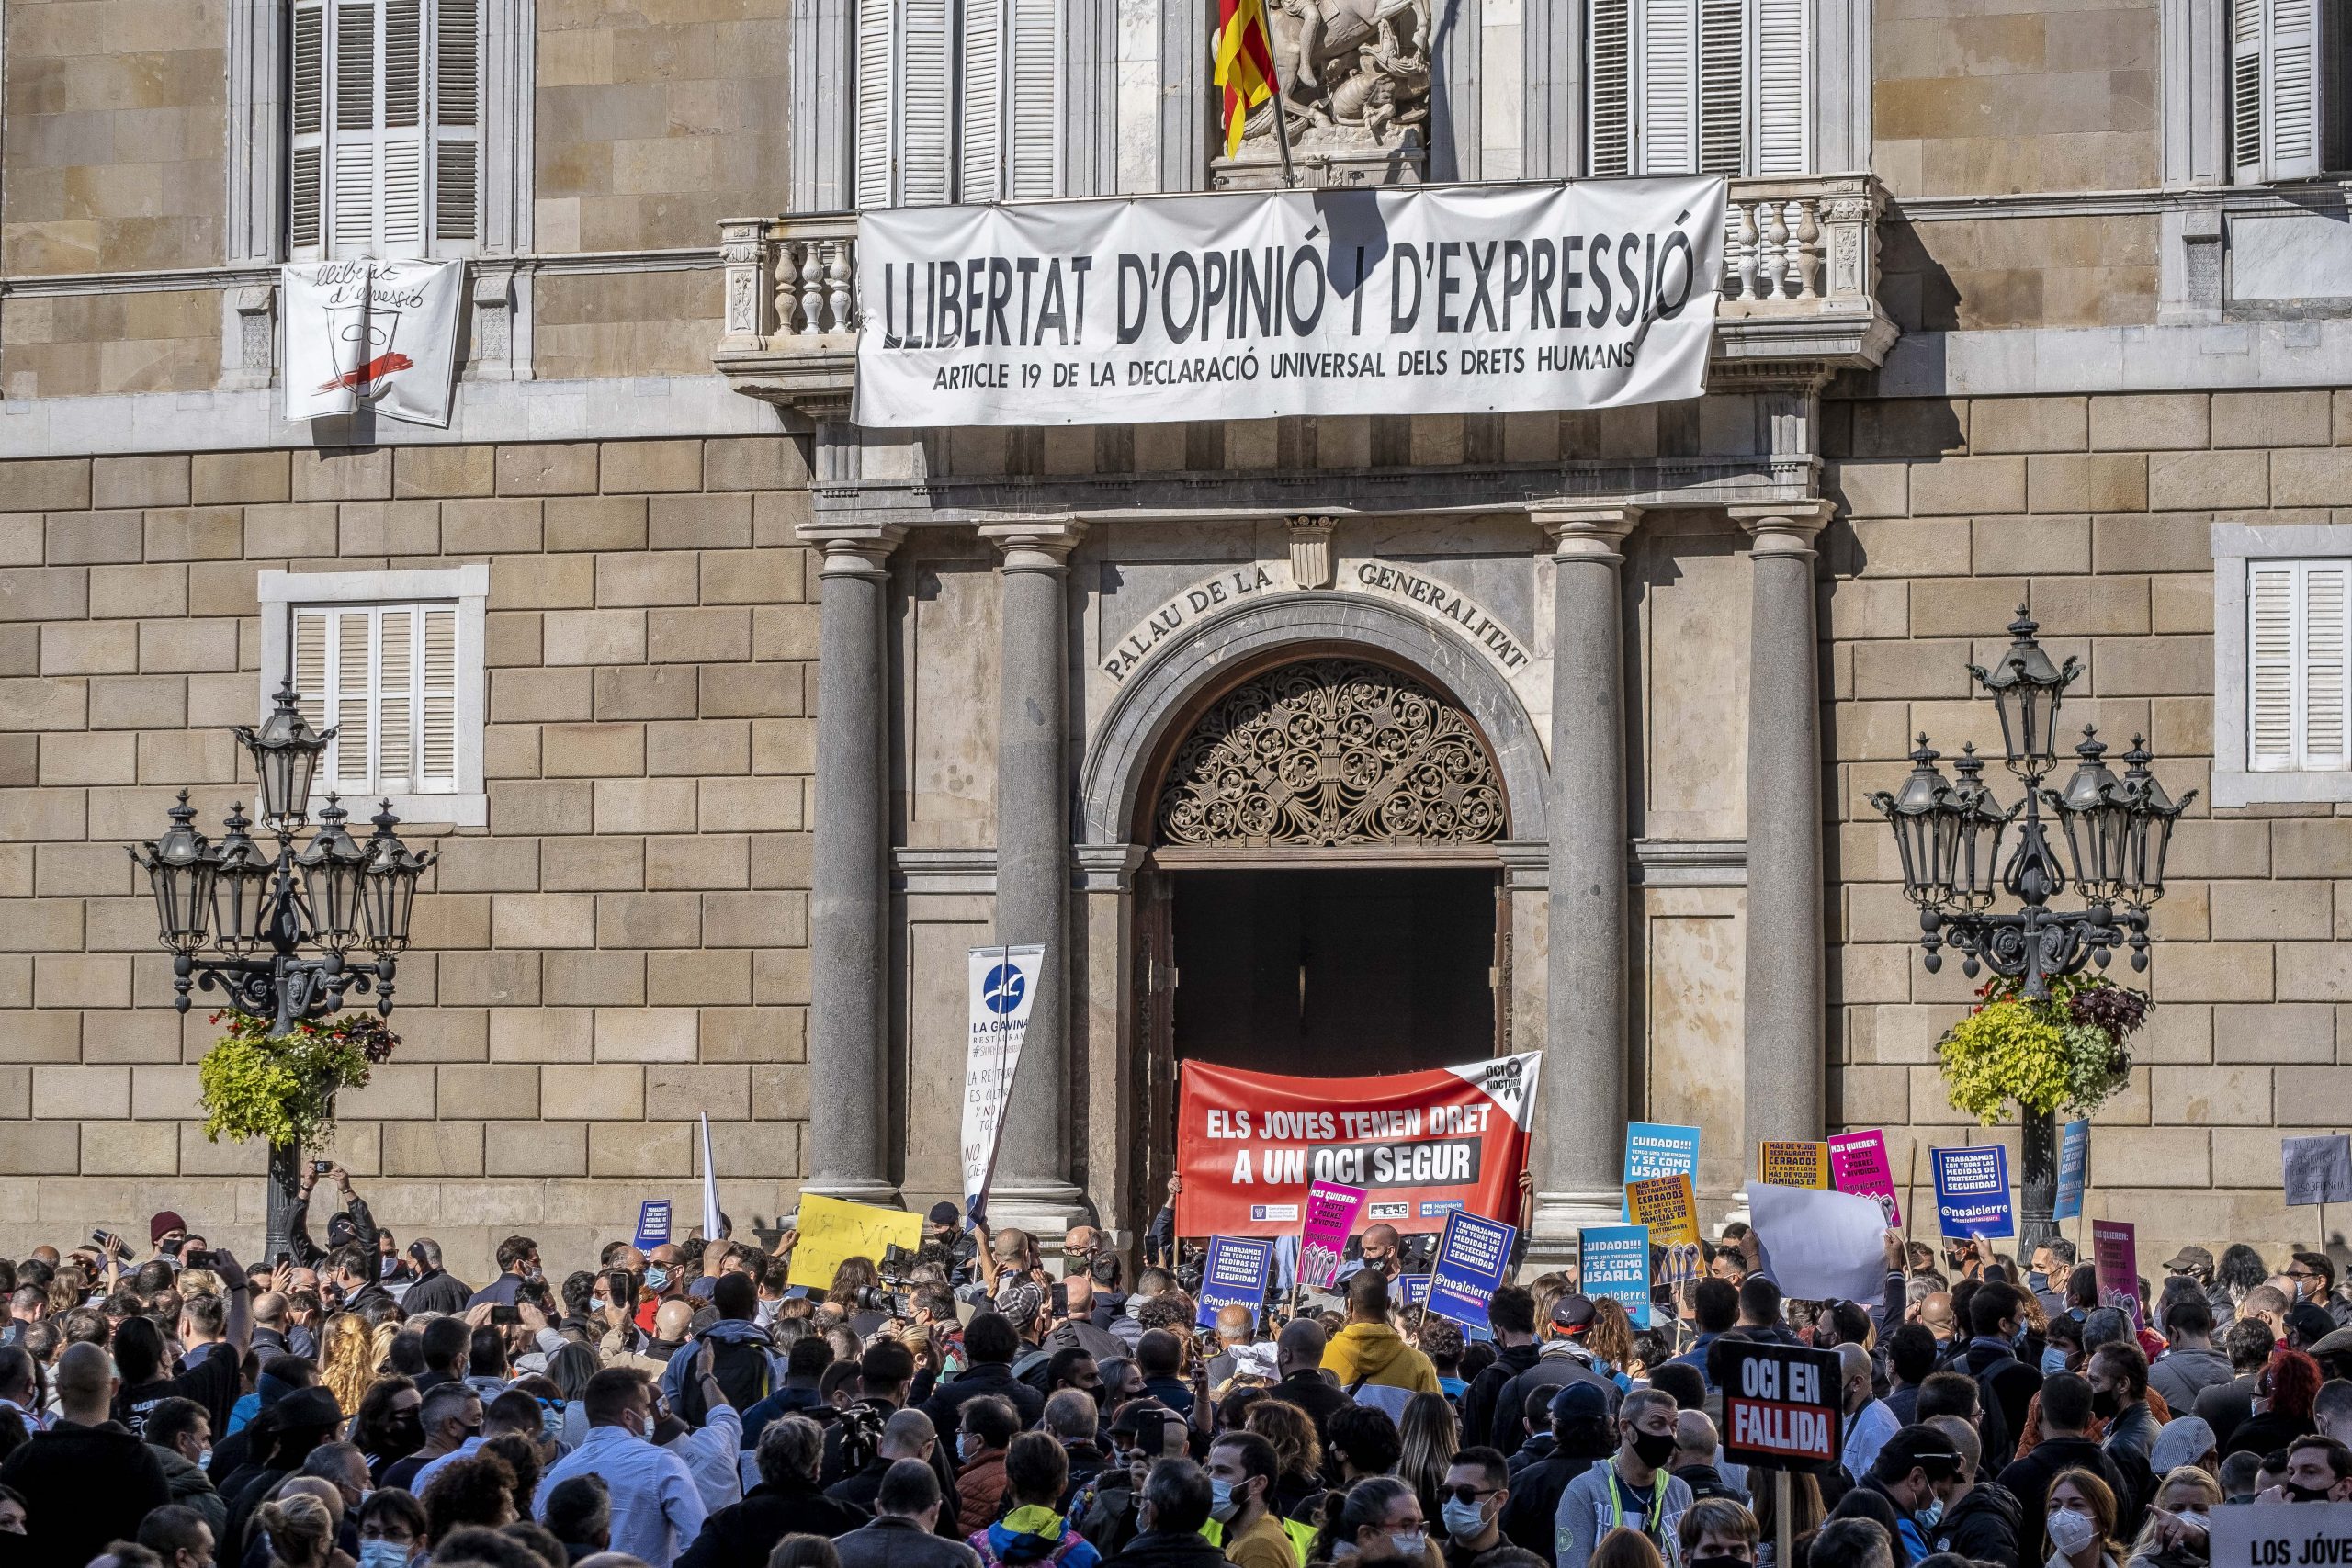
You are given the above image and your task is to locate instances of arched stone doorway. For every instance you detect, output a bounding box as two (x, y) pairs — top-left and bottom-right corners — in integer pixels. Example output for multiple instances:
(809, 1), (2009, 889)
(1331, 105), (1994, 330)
(1142, 655), (1513, 1080)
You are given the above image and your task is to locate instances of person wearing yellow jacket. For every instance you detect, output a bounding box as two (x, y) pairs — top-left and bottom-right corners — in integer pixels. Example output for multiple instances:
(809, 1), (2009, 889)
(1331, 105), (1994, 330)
(1319, 1273), (1442, 1404)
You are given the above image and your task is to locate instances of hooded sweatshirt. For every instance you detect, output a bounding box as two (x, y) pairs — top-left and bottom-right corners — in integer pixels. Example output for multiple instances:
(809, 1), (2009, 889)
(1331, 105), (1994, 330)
(970, 1505), (1102, 1568)
(1318, 1322), (1441, 1393)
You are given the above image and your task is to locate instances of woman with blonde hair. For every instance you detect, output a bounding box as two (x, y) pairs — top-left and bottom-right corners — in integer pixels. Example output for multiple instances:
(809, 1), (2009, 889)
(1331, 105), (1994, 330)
(318, 1313), (377, 1416)
(1244, 1394), (1325, 1517)
(1396, 1392), (1460, 1525)
(254, 1492), (336, 1568)
(2045, 1468), (2127, 1568)
(2125, 1467), (2221, 1568)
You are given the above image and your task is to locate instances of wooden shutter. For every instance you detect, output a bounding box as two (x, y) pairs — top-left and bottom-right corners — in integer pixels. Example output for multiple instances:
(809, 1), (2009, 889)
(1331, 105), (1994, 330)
(1007, 0), (1059, 197)
(1753, 0), (1807, 172)
(855, 0), (895, 206)
(288, 601), (462, 795)
(961, 0), (1005, 199)
(291, 2), (328, 254)
(900, 0), (954, 202)
(1589, 0), (1632, 175)
(434, 0), (481, 243)
(2248, 560), (2352, 773)
(1697, 0), (1744, 174)
(2234, 0), (2331, 180)
(1641, 0), (1699, 172)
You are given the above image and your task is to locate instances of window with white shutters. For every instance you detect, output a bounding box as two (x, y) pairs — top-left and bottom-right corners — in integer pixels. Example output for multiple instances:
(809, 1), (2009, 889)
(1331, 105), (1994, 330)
(289, 0), (481, 258)
(2246, 558), (2352, 773)
(2229, 0), (2352, 181)
(853, 0), (1059, 208)
(260, 567), (488, 826)
(291, 602), (464, 797)
(1586, 0), (1806, 175)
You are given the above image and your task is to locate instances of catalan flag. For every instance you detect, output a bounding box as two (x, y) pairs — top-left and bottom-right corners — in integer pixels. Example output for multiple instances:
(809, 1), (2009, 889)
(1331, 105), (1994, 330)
(1214, 0), (1282, 158)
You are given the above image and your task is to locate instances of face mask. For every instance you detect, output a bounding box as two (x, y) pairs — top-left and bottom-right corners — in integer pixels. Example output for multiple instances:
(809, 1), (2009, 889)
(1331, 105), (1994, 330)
(1691, 1557), (1751, 1568)
(2175, 1510), (2209, 1529)
(1918, 1498), (1944, 1529)
(197, 1447), (212, 1469)
(1630, 1430), (1679, 1469)
(2013, 1326), (2030, 1350)
(357, 1543), (412, 1568)
(2041, 1347), (2071, 1375)
(1441, 1500), (1488, 1540)
(2047, 1509), (2098, 1555)
(2029, 1271), (2050, 1293)
(1388, 1533), (1427, 1561)
(646, 1266), (671, 1292)
(2286, 1483), (2335, 1504)
(380, 1258), (398, 1278)
(1210, 1479), (1242, 1524)
(958, 1433), (980, 1465)
(2091, 1388), (2120, 1420)
(591, 1298), (610, 1315)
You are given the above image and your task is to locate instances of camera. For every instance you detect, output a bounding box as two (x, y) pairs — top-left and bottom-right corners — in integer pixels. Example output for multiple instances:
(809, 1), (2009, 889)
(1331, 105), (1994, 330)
(850, 1284), (911, 1316)
(313, 1159), (334, 1175)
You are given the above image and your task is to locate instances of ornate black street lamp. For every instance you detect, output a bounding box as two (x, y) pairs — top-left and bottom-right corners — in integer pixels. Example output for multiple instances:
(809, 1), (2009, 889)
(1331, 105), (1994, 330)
(127, 681), (436, 1258)
(1869, 609), (2193, 1242)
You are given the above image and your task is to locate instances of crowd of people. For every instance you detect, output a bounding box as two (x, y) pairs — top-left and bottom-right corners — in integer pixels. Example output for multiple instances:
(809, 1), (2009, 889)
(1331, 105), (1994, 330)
(0, 1165), (2347, 1568)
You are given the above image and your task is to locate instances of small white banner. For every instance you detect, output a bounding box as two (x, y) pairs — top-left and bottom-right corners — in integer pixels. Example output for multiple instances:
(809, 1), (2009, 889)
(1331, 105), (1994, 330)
(963, 944), (1044, 1224)
(854, 177), (1724, 427)
(283, 259), (465, 427)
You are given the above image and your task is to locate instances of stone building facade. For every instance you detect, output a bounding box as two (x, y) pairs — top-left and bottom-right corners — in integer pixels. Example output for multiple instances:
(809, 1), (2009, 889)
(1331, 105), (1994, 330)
(3, 0), (2350, 1276)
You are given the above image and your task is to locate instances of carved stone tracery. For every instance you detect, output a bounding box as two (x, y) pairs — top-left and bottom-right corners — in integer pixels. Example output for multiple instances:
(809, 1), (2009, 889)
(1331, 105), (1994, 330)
(1154, 658), (1505, 847)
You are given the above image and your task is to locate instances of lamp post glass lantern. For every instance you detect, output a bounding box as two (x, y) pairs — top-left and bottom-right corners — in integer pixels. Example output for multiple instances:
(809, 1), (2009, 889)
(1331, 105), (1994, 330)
(126, 681), (436, 1258)
(1868, 608), (2193, 1242)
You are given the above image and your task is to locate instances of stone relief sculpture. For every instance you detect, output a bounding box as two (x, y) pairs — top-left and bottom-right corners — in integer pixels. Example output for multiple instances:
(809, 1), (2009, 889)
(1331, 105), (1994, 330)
(1238, 0), (1432, 153)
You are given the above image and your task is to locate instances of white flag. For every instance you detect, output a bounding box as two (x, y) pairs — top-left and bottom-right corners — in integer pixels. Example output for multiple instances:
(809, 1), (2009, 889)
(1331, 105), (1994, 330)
(282, 258), (465, 426)
(964, 945), (1043, 1224)
(699, 1112), (722, 1242)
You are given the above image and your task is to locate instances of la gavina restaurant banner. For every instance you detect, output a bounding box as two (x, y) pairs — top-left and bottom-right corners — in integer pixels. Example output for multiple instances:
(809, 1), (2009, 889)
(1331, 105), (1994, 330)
(1175, 1053), (1543, 1238)
(853, 178), (1725, 427)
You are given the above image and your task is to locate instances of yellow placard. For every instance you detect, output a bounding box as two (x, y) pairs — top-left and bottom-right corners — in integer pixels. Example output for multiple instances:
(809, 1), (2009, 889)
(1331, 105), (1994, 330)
(1758, 1140), (1831, 1189)
(787, 1192), (925, 1291)
(1626, 1173), (1702, 1286)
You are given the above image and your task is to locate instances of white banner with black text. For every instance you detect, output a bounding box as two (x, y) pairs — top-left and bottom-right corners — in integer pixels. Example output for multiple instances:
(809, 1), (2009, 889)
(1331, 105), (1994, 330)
(853, 178), (1725, 427)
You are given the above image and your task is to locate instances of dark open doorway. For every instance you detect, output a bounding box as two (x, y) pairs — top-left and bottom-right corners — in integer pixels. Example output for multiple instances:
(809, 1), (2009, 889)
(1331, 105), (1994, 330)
(1166, 865), (1501, 1077)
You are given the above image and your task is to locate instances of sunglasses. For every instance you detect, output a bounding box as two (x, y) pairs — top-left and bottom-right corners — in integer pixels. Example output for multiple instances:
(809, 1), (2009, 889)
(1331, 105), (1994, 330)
(1442, 1486), (1498, 1506)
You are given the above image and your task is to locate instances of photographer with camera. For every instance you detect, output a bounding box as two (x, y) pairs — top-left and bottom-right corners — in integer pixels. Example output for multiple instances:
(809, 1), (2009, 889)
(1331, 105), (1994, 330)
(288, 1162), (377, 1272)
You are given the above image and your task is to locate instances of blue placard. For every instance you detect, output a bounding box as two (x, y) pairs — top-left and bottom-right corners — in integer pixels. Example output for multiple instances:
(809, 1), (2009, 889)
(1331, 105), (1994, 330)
(2053, 1121), (2090, 1221)
(1396, 1274), (1431, 1306)
(1426, 1211), (1518, 1328)
(1931, 1145), (2016, 1238)
(633, 1199), (673, 1250)
(1623, 1122), (1702, 1217)
(1194, 1236), (1274, 1328)
(1578, 1224), (1653, 1328)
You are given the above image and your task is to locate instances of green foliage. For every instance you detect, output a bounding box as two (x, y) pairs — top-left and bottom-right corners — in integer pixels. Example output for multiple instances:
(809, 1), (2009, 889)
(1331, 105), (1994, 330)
(1937, 973), (2146, 1125)
(196, 1010), (398, 1148)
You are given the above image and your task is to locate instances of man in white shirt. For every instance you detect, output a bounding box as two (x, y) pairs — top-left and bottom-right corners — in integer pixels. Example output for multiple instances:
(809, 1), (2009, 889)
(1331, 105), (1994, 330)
(1838, 1341), (1901, 1483)
(537, 1365), (707, 1566)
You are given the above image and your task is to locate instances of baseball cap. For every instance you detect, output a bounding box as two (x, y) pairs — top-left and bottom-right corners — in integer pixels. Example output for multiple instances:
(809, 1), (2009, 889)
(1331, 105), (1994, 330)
(927, 1201), (962, 1228)
(1550, 1294), (1597, 1333)
(1549, 1382), (1609, 1422)
(1871, 1424), (1962, 1482)
(2164, 1246), (2214, 1274)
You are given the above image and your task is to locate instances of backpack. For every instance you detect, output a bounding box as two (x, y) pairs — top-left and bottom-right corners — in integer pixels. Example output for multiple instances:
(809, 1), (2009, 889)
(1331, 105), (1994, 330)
(1970, 1354), (2020, 1474)
(679, 1335), (776, 1426)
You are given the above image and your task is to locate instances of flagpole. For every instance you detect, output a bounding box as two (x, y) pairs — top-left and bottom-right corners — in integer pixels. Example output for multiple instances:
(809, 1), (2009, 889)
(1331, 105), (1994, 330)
(1269, 84), (1299, 189)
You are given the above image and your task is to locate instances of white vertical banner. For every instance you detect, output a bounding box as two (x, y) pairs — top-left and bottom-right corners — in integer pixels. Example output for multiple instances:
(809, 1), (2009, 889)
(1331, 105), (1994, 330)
(283, 258), (466, 427)
(699, 1112), (723, 1241)
(964, 943), (1044, 1224)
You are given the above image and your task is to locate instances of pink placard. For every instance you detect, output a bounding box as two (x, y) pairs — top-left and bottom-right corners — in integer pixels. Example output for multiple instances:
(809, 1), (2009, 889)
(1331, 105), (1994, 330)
(2093, 1218), (2141, 1328)
(1300, 1179), (1369, 1290)
(1828, 1129), (1902, 1228)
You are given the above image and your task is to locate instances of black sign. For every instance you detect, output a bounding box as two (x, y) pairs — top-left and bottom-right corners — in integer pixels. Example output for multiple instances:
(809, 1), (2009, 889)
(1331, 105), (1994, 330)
(1719, 1340), (1844, 1472)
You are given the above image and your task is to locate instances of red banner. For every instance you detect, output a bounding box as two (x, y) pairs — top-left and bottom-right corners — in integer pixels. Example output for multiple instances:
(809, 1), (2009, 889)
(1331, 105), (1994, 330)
(1175, 1052), (1542, 1237)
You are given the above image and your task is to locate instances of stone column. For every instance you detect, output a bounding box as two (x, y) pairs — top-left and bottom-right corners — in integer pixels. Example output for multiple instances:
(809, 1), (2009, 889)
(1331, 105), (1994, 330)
(981, 522), (1091, 1237)
(1531, 506), (1641, 1256)
(802, 525), (904, 1205)
(1729, 502), (1836, 1170)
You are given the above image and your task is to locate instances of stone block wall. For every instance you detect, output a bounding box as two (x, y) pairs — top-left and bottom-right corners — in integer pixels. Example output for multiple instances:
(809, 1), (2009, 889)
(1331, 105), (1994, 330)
(0, 289), (225, 400)
(0, 435), (819, 1280)
(1822, 389), (2352, 1266)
